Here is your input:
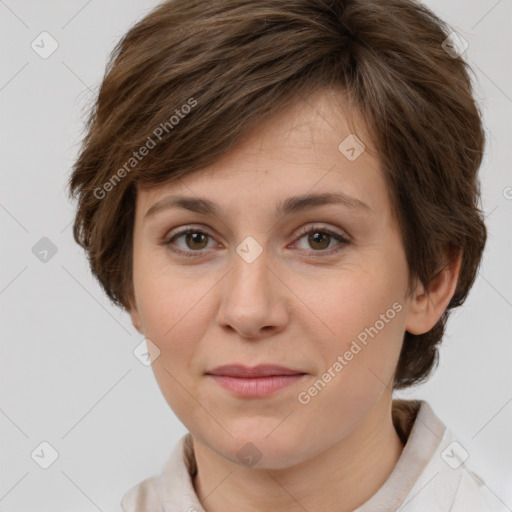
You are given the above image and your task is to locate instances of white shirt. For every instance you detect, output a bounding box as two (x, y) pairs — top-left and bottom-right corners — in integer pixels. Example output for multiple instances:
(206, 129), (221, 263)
(119, 400), (508, 511)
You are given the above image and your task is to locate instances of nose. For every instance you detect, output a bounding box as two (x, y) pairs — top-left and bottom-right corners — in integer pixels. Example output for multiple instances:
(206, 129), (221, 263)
(216, 241), (289, 340)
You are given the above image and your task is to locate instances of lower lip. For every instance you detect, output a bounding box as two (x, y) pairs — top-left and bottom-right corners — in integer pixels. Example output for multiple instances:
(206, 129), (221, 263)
(207, 374), (306, 397)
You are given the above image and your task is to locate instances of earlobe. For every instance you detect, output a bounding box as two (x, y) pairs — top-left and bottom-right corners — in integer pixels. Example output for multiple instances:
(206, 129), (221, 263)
(405, 249), (462, 335)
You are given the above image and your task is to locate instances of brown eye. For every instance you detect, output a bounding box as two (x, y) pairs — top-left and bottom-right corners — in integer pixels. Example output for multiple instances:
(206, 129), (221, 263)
(165, 228), (216, 256)
(307, 231), (331, 250)
(293, 225), (350, 255)
(183, 232), (209, 250)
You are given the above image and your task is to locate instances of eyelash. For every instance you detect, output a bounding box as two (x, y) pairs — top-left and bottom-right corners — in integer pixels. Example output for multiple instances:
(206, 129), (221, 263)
(163, 224), (350, 259)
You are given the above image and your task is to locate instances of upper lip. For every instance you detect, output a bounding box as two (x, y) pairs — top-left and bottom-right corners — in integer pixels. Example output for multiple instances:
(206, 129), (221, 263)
(206, 364), (306, 377)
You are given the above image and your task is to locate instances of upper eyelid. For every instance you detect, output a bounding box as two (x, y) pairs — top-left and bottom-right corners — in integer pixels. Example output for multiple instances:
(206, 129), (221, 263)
(295, 224), (350, 240)
(165, 224), (217, 243)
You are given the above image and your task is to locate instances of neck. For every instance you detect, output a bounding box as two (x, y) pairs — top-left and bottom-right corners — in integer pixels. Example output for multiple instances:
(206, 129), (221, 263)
(192, 396), (404, 512)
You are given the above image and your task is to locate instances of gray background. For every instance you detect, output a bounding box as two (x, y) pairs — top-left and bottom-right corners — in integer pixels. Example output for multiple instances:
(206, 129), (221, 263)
(1, 1), (511, 511)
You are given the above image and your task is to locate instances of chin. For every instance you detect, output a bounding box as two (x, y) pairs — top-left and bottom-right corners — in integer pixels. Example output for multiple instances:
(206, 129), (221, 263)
(206, 427), (310, 470)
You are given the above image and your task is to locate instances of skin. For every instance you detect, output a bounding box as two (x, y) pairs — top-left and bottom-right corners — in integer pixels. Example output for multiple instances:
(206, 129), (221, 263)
(128, 88), (461, 512)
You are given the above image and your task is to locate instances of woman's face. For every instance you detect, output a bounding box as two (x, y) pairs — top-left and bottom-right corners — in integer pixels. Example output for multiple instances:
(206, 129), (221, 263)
(129, 89), (417, 469)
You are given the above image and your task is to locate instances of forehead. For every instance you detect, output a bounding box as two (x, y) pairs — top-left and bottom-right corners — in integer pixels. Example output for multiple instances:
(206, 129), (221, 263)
(135, 88), (386, 218)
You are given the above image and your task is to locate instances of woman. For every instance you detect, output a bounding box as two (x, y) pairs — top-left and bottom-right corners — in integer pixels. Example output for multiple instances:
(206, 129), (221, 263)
(68, 0), (507, 510)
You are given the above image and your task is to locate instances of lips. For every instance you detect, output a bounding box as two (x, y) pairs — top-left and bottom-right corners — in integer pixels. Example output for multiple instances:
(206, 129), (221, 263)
(205, 364), (307, 397)
(206, 364), (305, 377)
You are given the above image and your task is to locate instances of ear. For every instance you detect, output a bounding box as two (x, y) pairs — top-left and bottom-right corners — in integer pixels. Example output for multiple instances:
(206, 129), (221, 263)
(405, 248), (462, 335)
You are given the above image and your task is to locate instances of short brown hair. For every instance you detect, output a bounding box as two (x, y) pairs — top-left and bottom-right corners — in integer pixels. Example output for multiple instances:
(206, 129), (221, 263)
(68, 0), (486, 389)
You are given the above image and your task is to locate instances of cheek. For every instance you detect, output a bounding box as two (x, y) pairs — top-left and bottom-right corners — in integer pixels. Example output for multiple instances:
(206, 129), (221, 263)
(138, 290), (209, 371)
(299, 262), (404, 343)
(132, 254), (216, 398)
(133, 244), (215, 341)
(299, 257), (406, 390)
(294, 283), (405, 439)
(135, 272), (213, 421)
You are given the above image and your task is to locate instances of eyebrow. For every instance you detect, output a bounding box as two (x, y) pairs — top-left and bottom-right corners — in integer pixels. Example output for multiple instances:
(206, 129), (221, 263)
(144, 191), (372, 219)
